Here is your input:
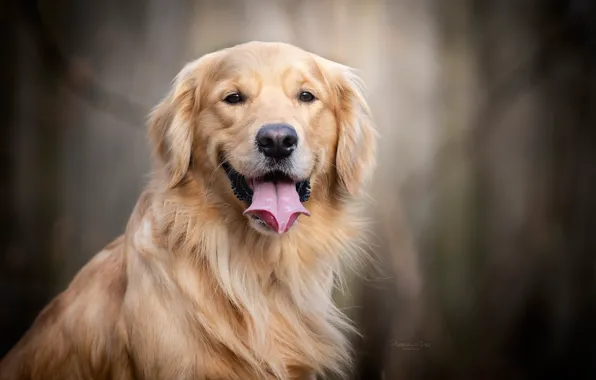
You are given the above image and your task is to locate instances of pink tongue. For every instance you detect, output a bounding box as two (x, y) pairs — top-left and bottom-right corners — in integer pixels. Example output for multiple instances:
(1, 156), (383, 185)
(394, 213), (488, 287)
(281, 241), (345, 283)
(243, 179), (310, 234)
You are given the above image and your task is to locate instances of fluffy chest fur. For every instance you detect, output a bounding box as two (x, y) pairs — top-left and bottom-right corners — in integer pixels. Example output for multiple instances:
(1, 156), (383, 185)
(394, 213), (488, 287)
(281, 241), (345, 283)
(120, 190), (357, 380)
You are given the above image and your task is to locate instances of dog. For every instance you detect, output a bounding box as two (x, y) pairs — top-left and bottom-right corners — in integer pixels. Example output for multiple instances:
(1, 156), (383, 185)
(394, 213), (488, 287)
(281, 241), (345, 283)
(0, 41), (377, 380)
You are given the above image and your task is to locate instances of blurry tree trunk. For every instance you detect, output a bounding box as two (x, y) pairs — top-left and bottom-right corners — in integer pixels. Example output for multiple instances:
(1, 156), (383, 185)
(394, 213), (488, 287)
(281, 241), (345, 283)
(0, 0), (19, 357)
(411, 0), (482, 378)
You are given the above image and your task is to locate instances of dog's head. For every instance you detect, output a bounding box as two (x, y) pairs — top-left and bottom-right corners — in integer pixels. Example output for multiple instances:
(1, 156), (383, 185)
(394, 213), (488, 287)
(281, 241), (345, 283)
(149, 42), (376, 236)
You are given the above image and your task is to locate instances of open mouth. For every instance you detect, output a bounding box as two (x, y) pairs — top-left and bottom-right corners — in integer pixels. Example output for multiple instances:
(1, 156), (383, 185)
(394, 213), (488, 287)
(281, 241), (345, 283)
(222, 162), (311, 234)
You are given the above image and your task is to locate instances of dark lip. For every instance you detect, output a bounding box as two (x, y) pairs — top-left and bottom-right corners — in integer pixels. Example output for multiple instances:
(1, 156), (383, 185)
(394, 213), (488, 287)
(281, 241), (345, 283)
(221, 161), (311, 204)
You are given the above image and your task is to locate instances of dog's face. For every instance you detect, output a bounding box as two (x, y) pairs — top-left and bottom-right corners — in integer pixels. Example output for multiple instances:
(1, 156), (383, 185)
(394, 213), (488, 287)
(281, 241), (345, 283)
(150, 42), (376, 236)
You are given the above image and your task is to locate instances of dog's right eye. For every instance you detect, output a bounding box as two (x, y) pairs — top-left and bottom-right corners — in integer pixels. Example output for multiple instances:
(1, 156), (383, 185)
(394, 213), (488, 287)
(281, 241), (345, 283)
(223, 93), (245, 105)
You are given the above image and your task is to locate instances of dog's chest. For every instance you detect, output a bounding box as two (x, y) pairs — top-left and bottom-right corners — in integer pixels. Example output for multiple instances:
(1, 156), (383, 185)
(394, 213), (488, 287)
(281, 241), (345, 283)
(199, 303), (333, 379)
(125, 279), (340, 380)
(205, 294), (337, 378)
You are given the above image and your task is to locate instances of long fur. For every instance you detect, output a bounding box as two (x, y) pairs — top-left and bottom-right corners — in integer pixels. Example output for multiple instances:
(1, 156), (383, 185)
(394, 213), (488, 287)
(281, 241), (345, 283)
(0, 41), (377, 380)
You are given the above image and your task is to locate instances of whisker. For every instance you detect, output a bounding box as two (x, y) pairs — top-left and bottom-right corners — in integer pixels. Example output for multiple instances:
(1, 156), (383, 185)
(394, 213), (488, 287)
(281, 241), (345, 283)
(207, 153), (233, 186)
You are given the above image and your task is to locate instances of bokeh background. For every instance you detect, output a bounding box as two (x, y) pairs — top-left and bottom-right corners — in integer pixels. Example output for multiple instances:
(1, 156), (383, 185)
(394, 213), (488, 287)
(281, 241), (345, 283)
(2, 0), (596, 379)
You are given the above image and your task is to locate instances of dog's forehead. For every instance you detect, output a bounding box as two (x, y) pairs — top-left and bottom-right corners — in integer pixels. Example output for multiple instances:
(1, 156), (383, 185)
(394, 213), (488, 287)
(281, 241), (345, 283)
(177, 42), (340, 90)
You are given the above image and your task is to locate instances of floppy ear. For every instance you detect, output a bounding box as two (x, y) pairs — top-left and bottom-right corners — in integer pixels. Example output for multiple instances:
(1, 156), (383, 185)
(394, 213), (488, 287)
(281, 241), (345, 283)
(148, 57), (214, 188)
(333, 66), (378, 196)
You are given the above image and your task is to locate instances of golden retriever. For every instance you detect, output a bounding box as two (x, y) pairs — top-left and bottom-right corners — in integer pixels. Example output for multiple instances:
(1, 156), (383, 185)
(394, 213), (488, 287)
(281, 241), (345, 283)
(0, 41), (377, 380)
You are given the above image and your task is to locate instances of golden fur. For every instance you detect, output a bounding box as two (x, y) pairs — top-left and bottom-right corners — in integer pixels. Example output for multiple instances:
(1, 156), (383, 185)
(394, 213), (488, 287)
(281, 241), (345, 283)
(0, 41), (377, 380)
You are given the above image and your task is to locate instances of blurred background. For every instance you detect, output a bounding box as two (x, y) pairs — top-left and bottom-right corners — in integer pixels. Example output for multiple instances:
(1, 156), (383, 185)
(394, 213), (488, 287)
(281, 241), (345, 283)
(2, 0), (596, 379)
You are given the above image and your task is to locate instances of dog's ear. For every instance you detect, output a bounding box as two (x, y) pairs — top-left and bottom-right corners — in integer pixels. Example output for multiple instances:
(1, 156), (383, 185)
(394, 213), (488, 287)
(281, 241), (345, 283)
(331, 64), (378, 196)
(148, 54), (216, 188)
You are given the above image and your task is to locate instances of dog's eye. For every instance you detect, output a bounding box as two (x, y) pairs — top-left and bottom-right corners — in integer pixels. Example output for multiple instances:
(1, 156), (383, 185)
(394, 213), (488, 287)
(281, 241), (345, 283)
(298, 91), (316, 103)
(223, 93), (245, 105)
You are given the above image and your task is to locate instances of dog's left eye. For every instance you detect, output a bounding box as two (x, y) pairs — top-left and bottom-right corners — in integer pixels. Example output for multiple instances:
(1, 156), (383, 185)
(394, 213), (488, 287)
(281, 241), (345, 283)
(298, 91), (316, 103)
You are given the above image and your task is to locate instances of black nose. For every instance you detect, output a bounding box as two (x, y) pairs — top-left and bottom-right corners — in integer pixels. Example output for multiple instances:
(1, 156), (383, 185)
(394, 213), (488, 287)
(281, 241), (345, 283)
(256, 124), (298, 160)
